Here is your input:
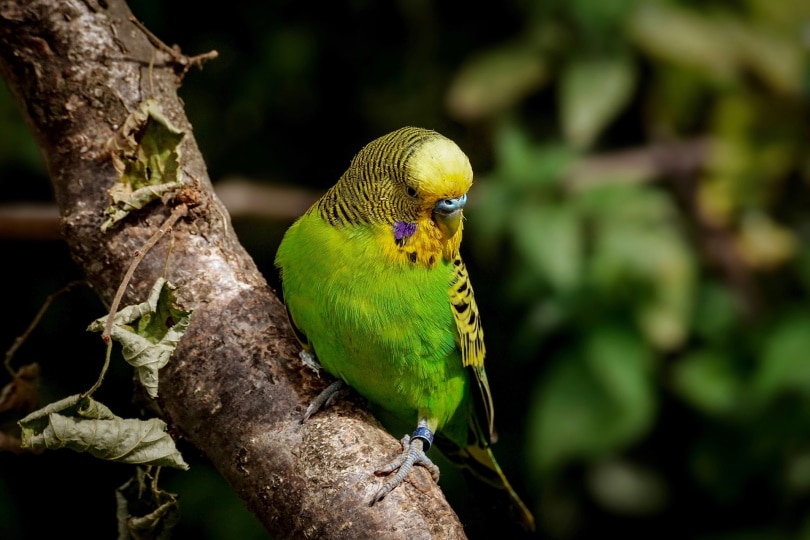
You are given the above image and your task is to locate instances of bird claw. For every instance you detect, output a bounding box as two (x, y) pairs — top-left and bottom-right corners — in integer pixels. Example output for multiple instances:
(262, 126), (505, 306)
(301, 380), (348, 423)
(371, 432), (440, 504)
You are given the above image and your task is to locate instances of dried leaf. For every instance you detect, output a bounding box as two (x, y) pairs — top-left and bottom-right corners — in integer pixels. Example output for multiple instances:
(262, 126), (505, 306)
(18, 394), (188, 470)
(102, 99), (186, 231)
(0, 363), (41, 454)
(0, 362), (40, 415)
(117, 468), (180, 540)
(88, 278), (192, 398)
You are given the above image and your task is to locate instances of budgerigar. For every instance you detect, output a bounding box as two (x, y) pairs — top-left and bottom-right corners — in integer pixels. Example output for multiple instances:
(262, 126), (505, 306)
(275, 126), (534, 530)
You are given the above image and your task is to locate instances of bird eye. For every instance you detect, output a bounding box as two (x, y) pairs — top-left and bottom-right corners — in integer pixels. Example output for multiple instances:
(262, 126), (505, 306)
(405, 186), (418, 198)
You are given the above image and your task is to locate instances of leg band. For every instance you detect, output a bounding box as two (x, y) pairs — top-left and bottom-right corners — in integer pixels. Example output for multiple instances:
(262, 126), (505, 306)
(411, 426), (434, 452)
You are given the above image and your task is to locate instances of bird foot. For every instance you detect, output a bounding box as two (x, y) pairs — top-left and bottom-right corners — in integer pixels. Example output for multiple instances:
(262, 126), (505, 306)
(371, 424), (440, 504)
(301, 380), (349, 423)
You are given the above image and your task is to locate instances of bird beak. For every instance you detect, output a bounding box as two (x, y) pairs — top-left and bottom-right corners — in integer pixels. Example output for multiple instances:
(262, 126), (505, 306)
(432, 193), (467, 238)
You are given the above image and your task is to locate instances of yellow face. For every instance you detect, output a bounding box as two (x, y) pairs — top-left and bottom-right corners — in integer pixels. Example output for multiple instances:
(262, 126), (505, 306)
(400, 136), (473, 243)
(370, 135), (471, 266)
(405, 137), (473, 218)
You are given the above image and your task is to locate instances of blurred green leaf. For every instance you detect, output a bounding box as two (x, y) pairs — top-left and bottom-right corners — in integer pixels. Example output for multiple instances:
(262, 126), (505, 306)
(753, 313), (810, 403)
(730, 21), (804, 95)
(559, 53), (636, 148)
(511, 202), (582, 293)
(529, 350), (601, 475)
(672, 350), (742, 416)
(492, 119), (577, 189)
(629, 1), (804, 95)
(565, 0), (638, 34)
(628, 3), (739, 81)
(447, 40), (549, 122)
(584, 326), (655, 429)
(472, 120), (577, 261)
(746, 0), (810, 28)
(578, 184), (695, 350)
(691, 282), (740, 343)
(529, 327), (654, 474)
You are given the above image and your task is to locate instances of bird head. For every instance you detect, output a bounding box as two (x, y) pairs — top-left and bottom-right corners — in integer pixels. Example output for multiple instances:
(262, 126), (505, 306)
(337, 127), (473, 241)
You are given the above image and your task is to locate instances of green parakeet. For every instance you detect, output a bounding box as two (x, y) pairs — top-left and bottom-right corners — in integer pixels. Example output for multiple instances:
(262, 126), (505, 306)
(275, 126), (534, 530)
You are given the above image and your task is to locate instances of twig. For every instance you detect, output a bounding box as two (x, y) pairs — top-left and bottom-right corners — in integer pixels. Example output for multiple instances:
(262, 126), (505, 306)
(3, 280), (86, 377)
(82, 204), (188, 398)
(129, 16), (218, 77)
(101, 203), (189, 344)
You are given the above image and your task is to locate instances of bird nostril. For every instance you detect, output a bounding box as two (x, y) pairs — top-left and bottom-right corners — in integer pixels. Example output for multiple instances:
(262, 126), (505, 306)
(436, 194), (467, 212)
(435, 195), (467, 215)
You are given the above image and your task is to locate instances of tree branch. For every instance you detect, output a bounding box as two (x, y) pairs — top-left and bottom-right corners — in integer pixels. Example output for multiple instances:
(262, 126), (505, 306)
(0, 1), (466, 537)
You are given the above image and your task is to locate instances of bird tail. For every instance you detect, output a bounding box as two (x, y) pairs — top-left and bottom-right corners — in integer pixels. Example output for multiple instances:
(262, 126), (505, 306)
(436, 435), (536, 532)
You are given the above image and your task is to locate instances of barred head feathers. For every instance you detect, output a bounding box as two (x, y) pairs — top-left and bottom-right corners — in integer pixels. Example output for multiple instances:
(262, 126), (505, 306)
(316, 127), (473, 229)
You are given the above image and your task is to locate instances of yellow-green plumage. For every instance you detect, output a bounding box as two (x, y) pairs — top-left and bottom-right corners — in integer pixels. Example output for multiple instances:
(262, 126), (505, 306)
(275, 127), (534, 530)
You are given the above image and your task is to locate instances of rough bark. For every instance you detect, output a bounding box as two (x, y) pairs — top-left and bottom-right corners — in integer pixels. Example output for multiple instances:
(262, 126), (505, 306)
(0, 1), (466, 538)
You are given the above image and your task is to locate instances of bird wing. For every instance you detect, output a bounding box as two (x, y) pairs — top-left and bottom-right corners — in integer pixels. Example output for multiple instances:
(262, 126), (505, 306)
(449, 255), (495, 442)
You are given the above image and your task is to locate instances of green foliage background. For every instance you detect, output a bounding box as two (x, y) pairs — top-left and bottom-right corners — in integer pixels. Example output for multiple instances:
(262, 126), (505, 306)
(2, 0), (810, 538)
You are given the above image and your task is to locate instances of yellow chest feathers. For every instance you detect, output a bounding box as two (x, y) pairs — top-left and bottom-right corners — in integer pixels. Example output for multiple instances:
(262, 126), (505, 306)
(376, 217), (463, 268)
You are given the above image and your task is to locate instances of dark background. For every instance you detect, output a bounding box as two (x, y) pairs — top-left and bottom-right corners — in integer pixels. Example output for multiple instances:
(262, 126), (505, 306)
(2, 1), (810, 538)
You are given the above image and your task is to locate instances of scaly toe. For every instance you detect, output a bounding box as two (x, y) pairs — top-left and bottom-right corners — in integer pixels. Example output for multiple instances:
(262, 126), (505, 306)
(301, 380), (347, 423)
(371, 431), (440, 504)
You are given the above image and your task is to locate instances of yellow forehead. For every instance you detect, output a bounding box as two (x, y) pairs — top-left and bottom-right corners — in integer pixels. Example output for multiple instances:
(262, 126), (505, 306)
(406, 137), (473, 200)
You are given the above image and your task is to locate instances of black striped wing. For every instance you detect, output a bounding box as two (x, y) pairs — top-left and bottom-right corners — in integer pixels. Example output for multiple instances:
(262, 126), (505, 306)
(449, 255), (495, 443)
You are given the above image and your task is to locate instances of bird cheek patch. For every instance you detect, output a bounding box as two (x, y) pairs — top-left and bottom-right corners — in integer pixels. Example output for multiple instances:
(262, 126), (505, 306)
(393, 221), (417, 247)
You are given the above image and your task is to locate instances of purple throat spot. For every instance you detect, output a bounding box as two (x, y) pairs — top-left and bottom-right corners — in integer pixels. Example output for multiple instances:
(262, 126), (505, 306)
(394, 221), (417, 241)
